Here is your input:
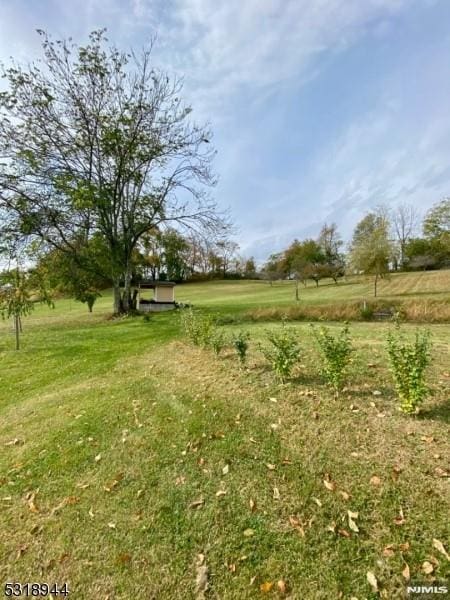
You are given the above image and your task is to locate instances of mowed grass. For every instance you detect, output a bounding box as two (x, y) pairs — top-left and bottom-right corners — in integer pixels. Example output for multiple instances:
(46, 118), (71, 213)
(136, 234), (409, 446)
(176, 270), (450, 311)
(0, 277), (449, 599)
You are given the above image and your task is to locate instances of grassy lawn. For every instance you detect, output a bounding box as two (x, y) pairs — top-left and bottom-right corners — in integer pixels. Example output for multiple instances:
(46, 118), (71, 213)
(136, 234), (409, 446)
(176, 270), (450, 310)
(0, 275), (449, 599)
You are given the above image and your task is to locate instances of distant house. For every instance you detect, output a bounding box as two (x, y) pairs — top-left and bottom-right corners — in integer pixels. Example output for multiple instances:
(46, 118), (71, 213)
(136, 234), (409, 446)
(137, 280), (176, 312)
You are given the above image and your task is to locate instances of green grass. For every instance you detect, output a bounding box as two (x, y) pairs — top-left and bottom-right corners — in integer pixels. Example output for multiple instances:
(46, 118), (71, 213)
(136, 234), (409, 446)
(177, 270), (450, 311)
(0, 277), (449, 599)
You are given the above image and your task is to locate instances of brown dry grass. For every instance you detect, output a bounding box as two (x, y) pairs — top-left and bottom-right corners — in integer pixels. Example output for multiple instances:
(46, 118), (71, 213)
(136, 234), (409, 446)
(244, 298), (450, 323)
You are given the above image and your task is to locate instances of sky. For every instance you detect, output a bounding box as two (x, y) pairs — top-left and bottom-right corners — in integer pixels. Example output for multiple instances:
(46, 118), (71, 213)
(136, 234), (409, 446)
(0, 0), (449, 262)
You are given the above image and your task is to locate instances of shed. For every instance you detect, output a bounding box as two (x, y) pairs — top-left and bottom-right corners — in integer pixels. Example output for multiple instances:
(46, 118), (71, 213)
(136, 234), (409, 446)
(137, 280), (176, 312)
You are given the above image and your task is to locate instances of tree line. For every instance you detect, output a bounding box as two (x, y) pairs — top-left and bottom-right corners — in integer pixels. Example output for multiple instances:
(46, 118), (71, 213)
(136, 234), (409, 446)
(261, 199), (449, 297)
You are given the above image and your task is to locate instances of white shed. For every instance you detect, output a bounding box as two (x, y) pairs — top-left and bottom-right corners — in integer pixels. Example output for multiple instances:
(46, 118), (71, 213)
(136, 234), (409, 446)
(137, 280), (176, 312)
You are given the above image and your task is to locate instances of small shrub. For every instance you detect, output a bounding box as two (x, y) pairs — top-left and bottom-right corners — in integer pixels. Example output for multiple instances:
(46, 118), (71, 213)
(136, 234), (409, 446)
(260, 321), (301, 382)
(359, 304), (374, 320)
(210, 328), (227, 356)
(232, 331), (250, 364)
(180, 308), (212, 346)
(311, 323), (353, 393)
(386, 327), (432, 414)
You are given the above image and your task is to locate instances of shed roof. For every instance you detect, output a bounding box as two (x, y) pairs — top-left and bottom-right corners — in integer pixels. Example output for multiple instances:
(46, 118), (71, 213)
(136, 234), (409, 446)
(139, 280), (176, 289)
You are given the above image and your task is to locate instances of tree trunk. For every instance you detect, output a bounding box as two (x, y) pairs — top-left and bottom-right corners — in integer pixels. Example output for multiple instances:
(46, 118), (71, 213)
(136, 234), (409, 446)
(131, 288), (138, 310)
(113, 281), (122, 314)
(295, 279), (299, 301)
(374, 272), (378, 297)
(14, 315), (20, 350)
(122, 262), (134, 312)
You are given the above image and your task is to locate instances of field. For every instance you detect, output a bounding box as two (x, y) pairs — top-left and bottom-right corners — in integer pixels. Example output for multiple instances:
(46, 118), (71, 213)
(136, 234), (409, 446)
(0, 272), (449, 599)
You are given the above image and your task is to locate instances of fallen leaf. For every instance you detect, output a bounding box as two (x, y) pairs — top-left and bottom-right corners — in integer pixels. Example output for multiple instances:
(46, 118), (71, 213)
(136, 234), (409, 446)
(195, 554), (209, 599)
(323, 479), (336, 492)
(88, 507), (94, 518)
(348, 511), (359, 533)
(266, 463), (276, 471)
(273, 487), (281, 500)
(243, 528), (255, 537)
(422, 561), (434, 574)
(216, 490), (227, 497)
(312, 497), (322, 507)
(249, 498), (257, 512)
(222, 464), (229, 475)
(399, 542), (410, 552)
(189, 498), (204, 509)
(367, 571), (378, 592)
(51, 496), (80, 515)
(277, 580), (287, 594)
(104, 473), (124, 492)
(383, 545), (395, 558)
(394, 507), (405, 526)
(421, 435), (434, 443)
(372, 390), (382, 396)
(108, 522), (116, 529)
(392, 466), (403, 481)
(327, 521), (337, 533)
(25, 491), (39, 514)
(260, 582), (273, 593)
(5, 438), (23, 446)
(94, 453), (102, 463)
(136, 489), (144, 498)
(434, 467), (449, 478)
(228, 563), (236, 573)
(16, 545), (28, 559)
(338, 528), (351, 538)
(370, 475), (382, 486)
(402, 563), (410, 581)
(433, 539), (450, 561)
(289, 516), (305, 537)
(117, 553), (132, 565)
(175, 476), (186, 486)
(338, 491), (350, 501)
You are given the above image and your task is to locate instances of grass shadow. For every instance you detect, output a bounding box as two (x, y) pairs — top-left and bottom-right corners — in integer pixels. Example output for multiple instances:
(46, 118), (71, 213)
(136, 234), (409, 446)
(417, 400), (450, 424)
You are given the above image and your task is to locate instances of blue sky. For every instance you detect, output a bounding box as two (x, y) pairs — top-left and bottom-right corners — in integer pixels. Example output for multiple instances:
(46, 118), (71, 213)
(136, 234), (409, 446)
(1, 0), (449, 261)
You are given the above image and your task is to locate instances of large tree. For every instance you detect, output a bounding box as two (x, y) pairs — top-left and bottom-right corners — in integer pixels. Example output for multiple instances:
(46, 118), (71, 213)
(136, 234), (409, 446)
(349, 211), (392, 297)
(0, 30), (225, 313)
(422, 198), (450, 266)
(317, 222), (345, 283)
(391, 203), (419, 269)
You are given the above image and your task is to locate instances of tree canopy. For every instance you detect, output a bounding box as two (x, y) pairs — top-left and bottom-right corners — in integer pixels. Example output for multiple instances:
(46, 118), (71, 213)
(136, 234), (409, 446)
(349, 211), (392, 297)
(0, 30), (227, 313)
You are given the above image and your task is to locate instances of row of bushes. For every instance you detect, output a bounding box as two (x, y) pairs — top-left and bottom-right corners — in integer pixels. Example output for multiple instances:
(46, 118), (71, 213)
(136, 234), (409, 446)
(180, 308), (433, 415)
